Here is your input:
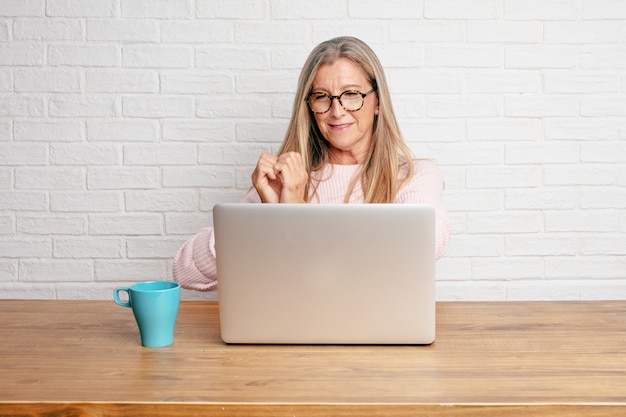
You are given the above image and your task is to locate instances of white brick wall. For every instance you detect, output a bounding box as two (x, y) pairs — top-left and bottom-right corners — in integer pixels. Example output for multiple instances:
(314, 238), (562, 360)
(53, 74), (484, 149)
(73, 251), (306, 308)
(1, 0), (625, 301)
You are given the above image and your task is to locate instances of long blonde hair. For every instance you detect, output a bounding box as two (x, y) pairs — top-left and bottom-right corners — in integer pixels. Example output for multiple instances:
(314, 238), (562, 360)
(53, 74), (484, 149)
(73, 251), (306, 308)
(278, 36), (414, 203)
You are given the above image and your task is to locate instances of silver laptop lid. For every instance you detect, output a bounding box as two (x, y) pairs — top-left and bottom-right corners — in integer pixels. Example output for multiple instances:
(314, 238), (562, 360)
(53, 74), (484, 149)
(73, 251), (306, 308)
(214, 203), (435, 344)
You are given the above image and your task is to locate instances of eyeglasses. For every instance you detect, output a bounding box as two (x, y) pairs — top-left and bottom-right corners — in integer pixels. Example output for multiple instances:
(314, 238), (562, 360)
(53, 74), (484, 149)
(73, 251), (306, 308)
(306, 88), (377, 114)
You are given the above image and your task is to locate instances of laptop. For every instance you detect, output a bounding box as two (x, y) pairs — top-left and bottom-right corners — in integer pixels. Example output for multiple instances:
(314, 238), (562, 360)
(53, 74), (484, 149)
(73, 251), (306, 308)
(213, 203), (436, 345)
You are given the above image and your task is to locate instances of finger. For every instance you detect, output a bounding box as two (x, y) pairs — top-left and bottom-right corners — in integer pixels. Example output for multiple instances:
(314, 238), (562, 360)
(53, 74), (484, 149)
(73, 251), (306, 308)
(276, 152), (305, 175)
(254, 153), (278, 180)
(251, 153), (283, 203)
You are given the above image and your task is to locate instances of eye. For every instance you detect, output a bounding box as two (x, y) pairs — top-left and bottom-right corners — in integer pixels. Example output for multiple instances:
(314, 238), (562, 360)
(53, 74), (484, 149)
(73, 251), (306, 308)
(342, 91), (361, 99)
(311, 92), (328, 101)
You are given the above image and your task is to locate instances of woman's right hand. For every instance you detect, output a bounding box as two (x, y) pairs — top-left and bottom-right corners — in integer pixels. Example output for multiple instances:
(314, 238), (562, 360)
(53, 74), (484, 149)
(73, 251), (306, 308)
(251, 152), (308, 203)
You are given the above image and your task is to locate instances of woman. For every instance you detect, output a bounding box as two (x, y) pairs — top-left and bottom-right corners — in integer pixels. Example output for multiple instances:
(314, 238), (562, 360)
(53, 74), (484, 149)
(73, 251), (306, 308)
(173, 36), (451, 291)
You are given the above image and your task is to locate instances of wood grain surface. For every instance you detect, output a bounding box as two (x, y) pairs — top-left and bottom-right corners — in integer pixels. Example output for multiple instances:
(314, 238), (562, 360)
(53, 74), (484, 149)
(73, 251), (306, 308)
(1, 300), (625, 416)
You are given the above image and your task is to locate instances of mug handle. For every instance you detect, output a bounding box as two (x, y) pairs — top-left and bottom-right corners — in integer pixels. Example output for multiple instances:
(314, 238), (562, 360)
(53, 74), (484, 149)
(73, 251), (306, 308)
(114, 287), (131, 308)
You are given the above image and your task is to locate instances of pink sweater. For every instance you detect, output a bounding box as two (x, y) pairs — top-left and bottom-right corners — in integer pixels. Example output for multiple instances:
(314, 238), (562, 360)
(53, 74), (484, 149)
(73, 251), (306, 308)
(173, 160), (451, 291)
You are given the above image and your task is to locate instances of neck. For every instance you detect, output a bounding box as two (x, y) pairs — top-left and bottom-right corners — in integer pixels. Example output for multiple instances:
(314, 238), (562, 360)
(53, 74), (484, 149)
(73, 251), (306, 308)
(329, 150), (366, 165)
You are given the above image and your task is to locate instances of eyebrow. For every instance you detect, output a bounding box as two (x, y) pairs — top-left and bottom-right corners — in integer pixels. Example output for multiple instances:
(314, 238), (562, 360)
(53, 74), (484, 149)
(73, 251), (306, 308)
(311, 84), (364, 93)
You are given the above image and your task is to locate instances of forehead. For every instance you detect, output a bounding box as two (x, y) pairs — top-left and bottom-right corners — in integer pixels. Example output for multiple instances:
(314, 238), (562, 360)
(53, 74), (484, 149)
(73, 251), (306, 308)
(312, 57), (370, 90)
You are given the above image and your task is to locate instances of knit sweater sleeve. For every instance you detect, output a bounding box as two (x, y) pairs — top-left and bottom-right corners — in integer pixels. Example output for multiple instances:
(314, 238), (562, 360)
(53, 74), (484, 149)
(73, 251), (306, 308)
(397, 160), (451, 260)
(172, 227), (218, 291)
(172, 189), (261, 291)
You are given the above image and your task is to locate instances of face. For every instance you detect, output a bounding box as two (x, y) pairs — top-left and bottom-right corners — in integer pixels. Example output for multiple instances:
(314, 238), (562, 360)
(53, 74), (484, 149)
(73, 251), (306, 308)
(310, 57), (378, 165)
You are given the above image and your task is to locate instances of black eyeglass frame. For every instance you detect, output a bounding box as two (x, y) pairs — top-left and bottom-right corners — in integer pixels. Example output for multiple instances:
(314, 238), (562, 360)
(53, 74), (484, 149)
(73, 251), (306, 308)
(305, 87), (377, 114)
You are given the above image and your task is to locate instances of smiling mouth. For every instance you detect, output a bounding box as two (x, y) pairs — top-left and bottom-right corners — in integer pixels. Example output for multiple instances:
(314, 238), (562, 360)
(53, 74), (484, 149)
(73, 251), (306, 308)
(330, 123), (352, 130)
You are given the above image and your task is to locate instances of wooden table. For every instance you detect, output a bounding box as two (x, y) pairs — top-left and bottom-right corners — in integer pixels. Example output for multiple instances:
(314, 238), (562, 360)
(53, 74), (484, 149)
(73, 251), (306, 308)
(0, 300), (625, 416)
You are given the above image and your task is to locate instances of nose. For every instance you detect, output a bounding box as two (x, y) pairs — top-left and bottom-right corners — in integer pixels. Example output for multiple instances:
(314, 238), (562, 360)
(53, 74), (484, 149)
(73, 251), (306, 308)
(329, 96), (346, 117)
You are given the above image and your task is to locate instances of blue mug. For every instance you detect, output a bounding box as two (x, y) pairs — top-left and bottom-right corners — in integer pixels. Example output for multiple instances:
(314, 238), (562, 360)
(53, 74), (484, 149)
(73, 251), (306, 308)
(114, 281), (180, 348)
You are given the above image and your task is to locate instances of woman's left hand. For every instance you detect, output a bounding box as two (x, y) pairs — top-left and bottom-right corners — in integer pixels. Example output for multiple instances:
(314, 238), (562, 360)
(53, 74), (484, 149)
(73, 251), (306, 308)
(273, 152), (308, 203)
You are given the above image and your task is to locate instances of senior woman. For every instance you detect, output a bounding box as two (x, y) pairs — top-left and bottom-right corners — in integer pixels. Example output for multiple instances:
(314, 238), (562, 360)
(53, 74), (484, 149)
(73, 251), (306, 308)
(173, 36), (451, 291)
